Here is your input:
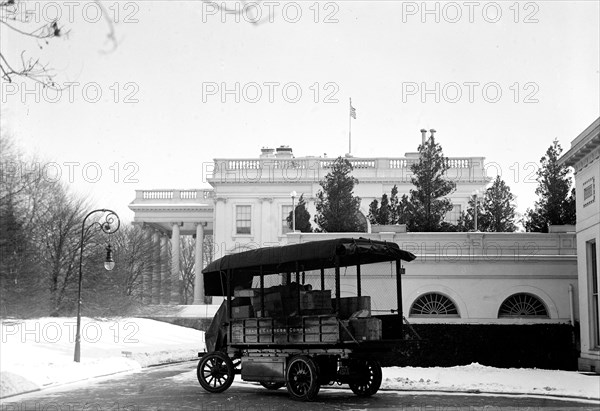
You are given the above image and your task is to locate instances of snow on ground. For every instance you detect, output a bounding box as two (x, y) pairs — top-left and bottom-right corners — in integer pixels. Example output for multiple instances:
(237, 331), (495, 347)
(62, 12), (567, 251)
(381, 363), (600, 399)
(0, 317), (206, 398)
(1, 318), (599, 400)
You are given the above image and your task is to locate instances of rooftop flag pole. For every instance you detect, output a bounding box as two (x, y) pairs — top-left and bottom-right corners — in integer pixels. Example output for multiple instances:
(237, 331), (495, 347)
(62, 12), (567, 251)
(349, 98), (356, 154)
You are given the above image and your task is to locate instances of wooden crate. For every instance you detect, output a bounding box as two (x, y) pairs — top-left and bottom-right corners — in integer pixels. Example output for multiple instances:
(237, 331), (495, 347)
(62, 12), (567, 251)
(231, 315), (340, 345)
(349, 317), (382, 341)
(334, 296), (372, 319)
(232, 305), (254, 319)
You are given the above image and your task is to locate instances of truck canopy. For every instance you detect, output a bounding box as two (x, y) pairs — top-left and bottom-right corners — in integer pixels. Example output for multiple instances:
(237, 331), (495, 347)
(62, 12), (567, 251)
(203, 238), (416, 296)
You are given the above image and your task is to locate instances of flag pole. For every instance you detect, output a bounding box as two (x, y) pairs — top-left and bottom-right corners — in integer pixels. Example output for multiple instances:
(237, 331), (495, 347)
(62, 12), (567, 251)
(349, 98), (352, 155)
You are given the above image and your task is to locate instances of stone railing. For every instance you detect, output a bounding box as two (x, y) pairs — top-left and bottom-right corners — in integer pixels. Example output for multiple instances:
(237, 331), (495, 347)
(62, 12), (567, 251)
(208, 156), (487, 183)
(285, 231), (577, 261)
(134, 189), (214, 202)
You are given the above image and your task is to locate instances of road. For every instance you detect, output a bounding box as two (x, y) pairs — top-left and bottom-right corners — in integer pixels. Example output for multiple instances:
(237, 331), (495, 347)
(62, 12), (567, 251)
(2, 362), (597, 411)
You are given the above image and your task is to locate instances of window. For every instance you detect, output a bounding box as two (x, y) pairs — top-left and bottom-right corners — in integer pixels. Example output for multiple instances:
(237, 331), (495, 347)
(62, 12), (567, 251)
(445, 204), (461, 225)
(410, 293), (459, 317)
(235, 205), (251, 235)
(583, 177), (596, 207)
(498, 293), (549, 318)
(282, 205), (293, 234)
(588, 240), (599, 347)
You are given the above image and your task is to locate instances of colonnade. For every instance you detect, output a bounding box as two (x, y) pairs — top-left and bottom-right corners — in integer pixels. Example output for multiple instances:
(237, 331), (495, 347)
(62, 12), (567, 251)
(141, 222), (206, 305)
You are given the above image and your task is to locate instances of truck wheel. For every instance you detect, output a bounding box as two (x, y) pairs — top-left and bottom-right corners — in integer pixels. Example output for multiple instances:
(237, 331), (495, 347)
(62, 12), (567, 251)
(349, 360), (382, 397)
(286, 355), (320, 401)
(197, 352), (235, 393)
(260, 381), (285, 390)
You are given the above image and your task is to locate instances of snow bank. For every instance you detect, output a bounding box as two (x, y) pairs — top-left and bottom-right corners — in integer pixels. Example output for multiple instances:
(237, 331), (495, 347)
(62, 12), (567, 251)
(382, 363), (600, 399)
(0, 317), (205, 398)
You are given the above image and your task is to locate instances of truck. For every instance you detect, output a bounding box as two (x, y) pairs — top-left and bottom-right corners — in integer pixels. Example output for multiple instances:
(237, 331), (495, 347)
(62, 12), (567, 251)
(197, 237), (417, 401)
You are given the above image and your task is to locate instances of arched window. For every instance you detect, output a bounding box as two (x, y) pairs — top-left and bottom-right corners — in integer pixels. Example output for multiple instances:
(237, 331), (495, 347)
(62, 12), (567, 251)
(498, 293), (549, 318)
(410, 293), (459, 317)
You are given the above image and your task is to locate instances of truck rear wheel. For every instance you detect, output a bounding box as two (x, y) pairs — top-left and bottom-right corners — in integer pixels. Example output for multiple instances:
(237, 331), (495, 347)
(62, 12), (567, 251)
(197, 352), (235, 393)
(349, 359), (382, 397)
(286, 355), (320, 401)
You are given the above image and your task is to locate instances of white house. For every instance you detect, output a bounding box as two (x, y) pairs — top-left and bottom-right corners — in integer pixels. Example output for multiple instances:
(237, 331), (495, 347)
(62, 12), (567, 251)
(129, 129), (578, 328)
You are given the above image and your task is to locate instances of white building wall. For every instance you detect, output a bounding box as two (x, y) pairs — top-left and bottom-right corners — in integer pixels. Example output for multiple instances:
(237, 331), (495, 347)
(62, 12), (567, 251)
(285, 231), (577, 325)
(559, 117), (600, 372)
(574, 151), (600, 367)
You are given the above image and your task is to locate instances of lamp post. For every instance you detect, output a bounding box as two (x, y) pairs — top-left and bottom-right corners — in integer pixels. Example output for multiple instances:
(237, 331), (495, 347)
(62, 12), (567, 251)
(290, 191), (297, 232)
(74, 209), (120, 362)
(472, 190), (480, 232)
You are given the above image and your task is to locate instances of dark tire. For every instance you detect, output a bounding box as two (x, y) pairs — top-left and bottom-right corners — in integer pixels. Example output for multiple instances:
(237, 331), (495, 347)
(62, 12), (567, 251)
(286, 355), (320, 401)
(197, 352), (235, 393)
(260, 381), (285, 390)
(349, 360), (382, 397)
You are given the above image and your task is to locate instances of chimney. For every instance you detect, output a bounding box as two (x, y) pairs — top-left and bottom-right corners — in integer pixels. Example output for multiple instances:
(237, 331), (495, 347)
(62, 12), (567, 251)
(430, 129), (436, 140)
(260, 147), (275, 158)
(420, 129), (427, 144)
(275, 145), (293, 158)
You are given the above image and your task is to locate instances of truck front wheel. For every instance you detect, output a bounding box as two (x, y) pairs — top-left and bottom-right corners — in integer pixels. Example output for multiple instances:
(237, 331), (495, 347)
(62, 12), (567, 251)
(197, 352), (235, 393)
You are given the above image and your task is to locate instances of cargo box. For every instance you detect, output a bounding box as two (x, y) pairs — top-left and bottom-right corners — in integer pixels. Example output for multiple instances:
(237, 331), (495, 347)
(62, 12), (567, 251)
(349, 317), (382, 341)
(334, 296), (372, 319)
(232, 305), (254, 319)
(230, 315), (340, 345)
(234, 288), (259, 298)
(300, 290), (332, 310)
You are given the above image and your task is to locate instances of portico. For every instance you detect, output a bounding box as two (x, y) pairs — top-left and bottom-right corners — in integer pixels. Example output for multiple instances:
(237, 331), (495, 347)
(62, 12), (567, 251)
(129, 189), (214, 305)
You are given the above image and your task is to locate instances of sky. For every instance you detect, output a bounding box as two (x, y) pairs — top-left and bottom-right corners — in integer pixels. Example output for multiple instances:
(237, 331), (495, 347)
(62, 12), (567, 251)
(2, 0), (599, 222)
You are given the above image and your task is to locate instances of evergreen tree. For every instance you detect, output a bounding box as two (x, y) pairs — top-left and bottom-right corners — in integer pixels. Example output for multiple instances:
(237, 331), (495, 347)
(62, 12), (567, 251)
(287, 194), (312, 232)
(456, 196), (485, 232)
(524, 139), (576, 232)
(377, 194), (391, 224)
(483, 176), (517, 232)
(400, 135), (456, 231)
(368, 193), (393, 225)
(389, 185), (400, 224)
(314, 157), (366, 232)
(458, 177), (517, 232)
(367, 199), (379, 224)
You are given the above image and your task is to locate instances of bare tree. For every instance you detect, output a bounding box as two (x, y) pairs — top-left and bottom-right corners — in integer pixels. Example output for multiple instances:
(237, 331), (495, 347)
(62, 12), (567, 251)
(1, 0), (116, 88)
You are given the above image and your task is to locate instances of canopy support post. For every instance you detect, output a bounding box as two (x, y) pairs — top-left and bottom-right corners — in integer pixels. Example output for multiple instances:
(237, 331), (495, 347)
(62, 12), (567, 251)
(296, 261), (301, 315)
(320, 266), (325, 291)
(259, 265), (264, 318)
(356, 264), (361, 298)
(395, 259), (403, 337)
(335, 256), (341, 313)
(226, 269), (232, 345)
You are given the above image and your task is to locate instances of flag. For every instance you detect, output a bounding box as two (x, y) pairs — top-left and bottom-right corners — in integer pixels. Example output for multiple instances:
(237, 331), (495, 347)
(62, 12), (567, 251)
(350, 103), (356, 119)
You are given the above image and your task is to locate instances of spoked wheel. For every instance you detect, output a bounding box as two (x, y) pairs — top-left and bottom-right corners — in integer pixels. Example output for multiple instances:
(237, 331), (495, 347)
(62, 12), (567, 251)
(260, 381), (285, 390)
(286, 355), (320, 401)
(349, 359), (382, 397)
(197, 352), (235, 393)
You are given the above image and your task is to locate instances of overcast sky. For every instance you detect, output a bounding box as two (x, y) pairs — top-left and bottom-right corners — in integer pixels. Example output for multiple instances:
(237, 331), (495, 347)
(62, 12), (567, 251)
(2, 0), (599, 222)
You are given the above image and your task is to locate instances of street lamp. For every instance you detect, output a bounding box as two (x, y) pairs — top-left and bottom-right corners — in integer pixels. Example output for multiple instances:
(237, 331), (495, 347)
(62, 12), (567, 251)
(74, 209), (120, 362)
(290, 191), (297, 232)
(472, 190), (480, 232)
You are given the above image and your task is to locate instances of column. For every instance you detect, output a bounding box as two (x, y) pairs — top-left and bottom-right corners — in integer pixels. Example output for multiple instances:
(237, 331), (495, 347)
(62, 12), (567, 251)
(193, 222), (205, 305)
(142, 228), (153, 304)
(152, 231), (161, 305)
(160, 233), (169, 304)
(171, 222), (181, 304)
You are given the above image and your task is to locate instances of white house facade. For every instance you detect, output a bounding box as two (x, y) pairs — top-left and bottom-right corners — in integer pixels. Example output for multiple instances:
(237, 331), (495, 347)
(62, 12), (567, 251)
(208, 129), (489, 255)
(129, 129), (578, 328)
